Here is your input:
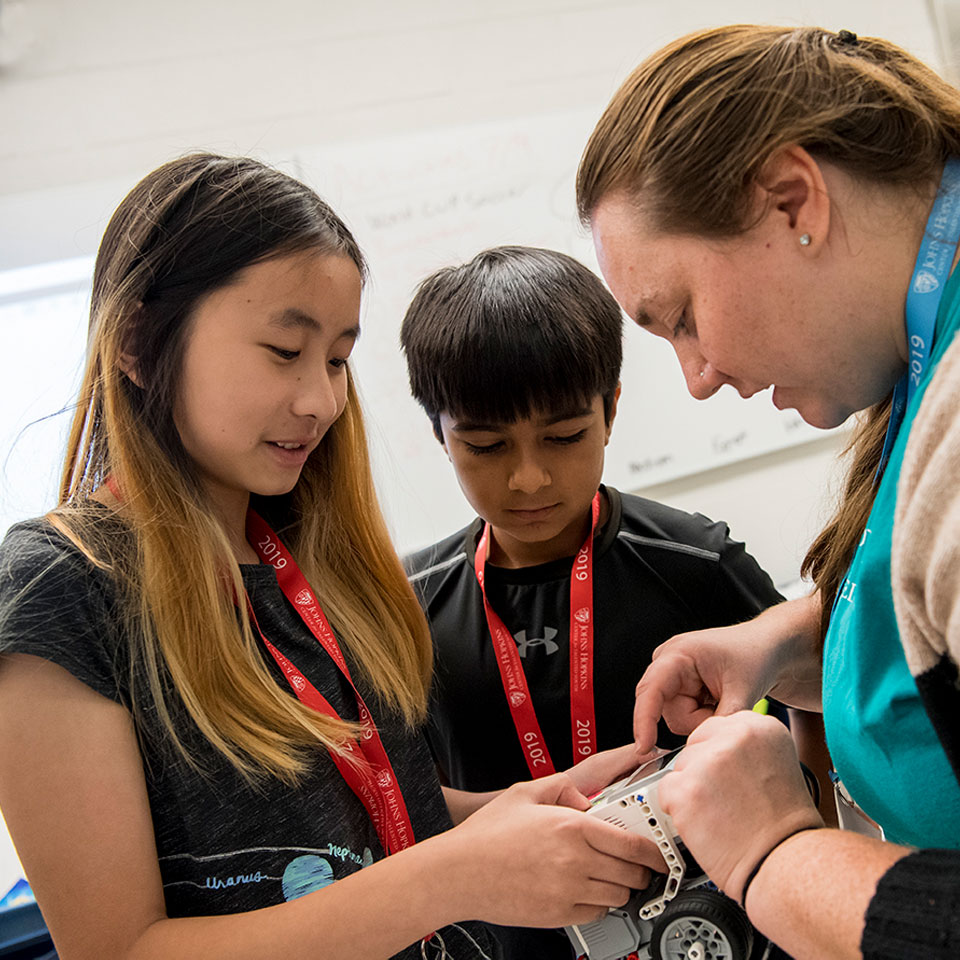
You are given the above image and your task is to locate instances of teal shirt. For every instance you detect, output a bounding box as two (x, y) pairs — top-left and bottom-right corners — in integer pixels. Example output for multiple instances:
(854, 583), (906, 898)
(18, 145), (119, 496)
(822, 267), (960, 848)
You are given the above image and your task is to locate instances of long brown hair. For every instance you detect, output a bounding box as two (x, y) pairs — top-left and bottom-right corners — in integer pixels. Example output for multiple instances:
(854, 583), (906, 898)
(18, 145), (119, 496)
(52, 154), (432, 782)
(577, 25), (960, 636)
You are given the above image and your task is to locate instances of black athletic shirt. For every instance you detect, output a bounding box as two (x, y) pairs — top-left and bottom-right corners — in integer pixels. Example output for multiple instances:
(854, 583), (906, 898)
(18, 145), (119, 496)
(0, 514), (497, 960)
(405, 486), (783, 790)
(405, 487), (782, 960)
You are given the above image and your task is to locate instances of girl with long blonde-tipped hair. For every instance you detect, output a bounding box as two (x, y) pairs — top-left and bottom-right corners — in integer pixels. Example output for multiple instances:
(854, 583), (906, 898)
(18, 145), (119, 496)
(0, 154), (659, 960)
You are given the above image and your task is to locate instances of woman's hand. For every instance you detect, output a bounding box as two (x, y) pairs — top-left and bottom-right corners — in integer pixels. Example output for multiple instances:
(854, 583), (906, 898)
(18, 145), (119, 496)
(633, 593), (824, 753)
(440, 772), (665, 928)
(657, 710), (823, 902)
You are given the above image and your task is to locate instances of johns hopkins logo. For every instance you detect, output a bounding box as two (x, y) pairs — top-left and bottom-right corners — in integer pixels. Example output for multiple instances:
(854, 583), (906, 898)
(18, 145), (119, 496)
(574, 607), (590, 625)
(915, 270), (939, 294)
(295, 589), (312, 606)
(509, 690), (528, 707)
(376, 770), (393, 789)
(514, 627), (559, 657)
(291, 675), (306, 691)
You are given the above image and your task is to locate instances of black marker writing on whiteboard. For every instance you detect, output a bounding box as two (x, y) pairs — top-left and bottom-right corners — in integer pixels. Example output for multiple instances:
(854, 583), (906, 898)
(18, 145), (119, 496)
(712, 430), (747, 454)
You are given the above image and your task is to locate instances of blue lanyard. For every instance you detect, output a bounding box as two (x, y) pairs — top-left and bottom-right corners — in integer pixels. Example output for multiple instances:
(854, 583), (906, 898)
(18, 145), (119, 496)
(876, 155), (960, 479)
(831, 157), (960, 629)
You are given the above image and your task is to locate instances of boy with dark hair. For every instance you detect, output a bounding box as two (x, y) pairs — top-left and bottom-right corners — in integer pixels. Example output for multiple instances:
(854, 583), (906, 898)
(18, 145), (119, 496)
(400, 246), (782, 959)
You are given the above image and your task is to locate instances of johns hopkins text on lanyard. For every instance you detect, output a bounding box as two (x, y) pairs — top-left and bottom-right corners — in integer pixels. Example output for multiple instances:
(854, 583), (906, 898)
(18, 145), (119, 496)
(473, 492), (600, 778)
(246, 510), (416, 856)
(877, 155), (960, 478)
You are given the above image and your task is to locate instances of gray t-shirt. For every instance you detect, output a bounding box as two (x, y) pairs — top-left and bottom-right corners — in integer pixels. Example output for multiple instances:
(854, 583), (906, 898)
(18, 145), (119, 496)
(0, 514), (497, 959)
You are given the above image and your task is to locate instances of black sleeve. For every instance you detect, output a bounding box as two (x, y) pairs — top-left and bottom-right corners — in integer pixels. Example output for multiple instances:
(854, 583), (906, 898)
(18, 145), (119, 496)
(708, 524), (784, 624)
(861, 849), (960, 959)
(423, 718), (452, 787)
(0, 521), (125, 704)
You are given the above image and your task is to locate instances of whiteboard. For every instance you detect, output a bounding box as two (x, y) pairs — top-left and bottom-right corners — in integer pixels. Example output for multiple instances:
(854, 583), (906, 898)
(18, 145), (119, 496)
(0, 110), (836, 550)
(290, 110), (837, 551)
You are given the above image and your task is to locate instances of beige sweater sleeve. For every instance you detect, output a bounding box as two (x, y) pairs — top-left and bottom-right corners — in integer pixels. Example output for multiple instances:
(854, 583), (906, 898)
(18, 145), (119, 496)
(892, 332), (960, 677)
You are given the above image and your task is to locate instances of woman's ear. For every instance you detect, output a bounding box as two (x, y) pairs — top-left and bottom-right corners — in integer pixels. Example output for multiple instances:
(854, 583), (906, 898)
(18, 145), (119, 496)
(753, 144), (831, 252)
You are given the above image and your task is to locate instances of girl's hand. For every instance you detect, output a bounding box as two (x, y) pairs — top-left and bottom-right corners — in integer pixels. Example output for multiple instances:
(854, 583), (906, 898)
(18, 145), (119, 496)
(443, 771), (665, 928)
(563, 743), (650, 798)
(656, 710), (823, 902)
(633, 594), (824, 754)
(444, 745), (651, 826)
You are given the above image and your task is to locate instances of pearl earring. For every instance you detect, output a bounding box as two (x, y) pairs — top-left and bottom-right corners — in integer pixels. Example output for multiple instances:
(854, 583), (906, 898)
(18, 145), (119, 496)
(799, 233), (811, 246)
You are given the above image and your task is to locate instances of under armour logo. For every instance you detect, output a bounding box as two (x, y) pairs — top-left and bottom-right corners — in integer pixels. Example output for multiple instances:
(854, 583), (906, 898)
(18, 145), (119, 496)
(515, 627), (559, 657)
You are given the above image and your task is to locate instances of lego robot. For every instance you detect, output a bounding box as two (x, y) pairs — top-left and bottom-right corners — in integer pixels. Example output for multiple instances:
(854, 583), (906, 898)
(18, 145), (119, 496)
(564, 749), (755, 960)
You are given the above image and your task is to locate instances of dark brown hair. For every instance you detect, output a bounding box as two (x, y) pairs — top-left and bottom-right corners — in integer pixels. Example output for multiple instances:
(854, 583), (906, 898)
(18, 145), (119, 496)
(401, 245), (622, 439)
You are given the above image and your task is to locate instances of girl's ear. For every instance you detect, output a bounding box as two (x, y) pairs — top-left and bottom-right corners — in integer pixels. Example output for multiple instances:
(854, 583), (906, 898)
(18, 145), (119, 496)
(118, 303), (144, 387)
(118, 352), (142, 387)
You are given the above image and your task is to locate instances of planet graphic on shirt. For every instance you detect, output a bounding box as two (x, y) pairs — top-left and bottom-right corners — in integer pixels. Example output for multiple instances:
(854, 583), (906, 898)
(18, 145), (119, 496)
(281, 855), (334, 901)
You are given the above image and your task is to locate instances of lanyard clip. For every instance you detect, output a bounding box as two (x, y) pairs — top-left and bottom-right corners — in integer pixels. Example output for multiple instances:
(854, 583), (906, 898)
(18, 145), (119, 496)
(421, 930), (448, 959)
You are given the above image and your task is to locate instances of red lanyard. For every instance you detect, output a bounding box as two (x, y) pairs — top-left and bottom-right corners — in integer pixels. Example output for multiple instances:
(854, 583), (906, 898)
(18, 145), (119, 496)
(473, 493), (600, 778)
(245, 511), (416, 855)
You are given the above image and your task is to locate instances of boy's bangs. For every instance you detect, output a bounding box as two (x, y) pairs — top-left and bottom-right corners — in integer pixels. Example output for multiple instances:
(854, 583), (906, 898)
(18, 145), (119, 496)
(402, 246), (623, 427)
(440, 329), (611, 425)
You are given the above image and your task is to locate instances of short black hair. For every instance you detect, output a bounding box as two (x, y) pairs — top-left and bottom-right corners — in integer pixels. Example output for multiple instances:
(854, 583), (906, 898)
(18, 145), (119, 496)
(400, 246), (623, 439)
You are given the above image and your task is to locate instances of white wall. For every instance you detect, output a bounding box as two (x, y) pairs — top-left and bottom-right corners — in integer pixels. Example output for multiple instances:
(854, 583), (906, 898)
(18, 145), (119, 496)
(0, 0), (943, 893)
(0, 0), (939, 569)
(0, 0), (942, 265)
(636, 430), (853, 589)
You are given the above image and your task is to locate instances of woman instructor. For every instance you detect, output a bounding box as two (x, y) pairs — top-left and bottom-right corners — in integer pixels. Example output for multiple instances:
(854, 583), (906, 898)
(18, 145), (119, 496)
(578, 25), (960, 960)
